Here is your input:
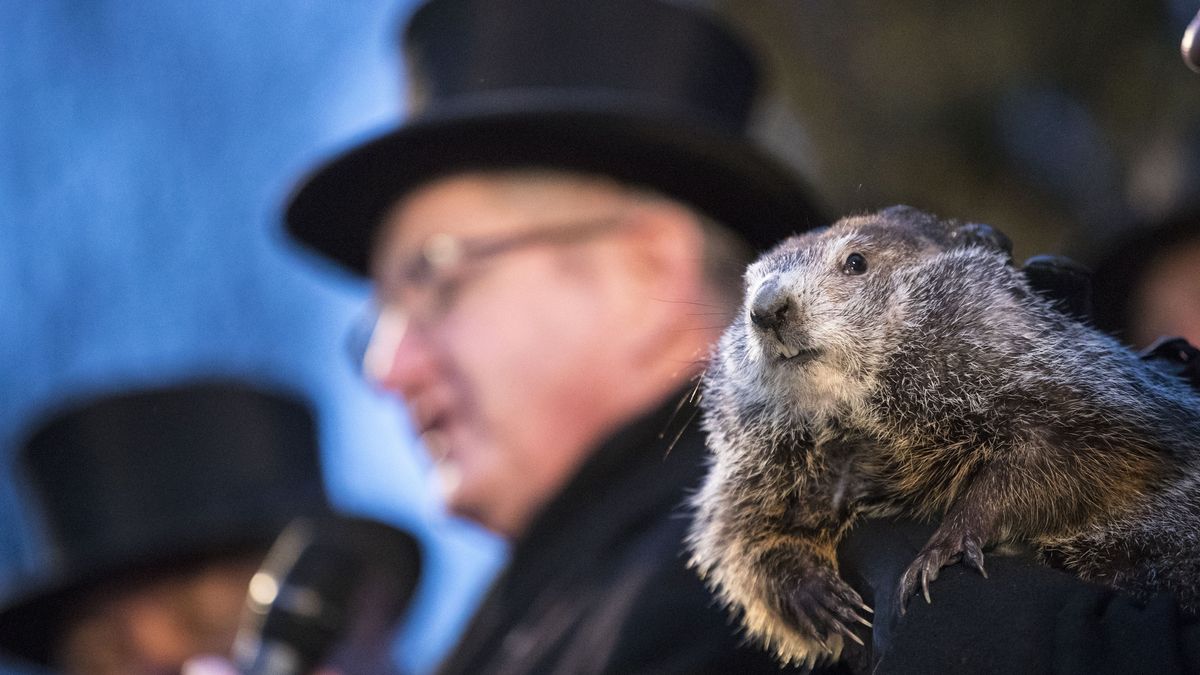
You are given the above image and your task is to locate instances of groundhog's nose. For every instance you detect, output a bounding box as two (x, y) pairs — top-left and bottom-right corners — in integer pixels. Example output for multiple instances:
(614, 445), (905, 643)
(749, 279), (793, 332)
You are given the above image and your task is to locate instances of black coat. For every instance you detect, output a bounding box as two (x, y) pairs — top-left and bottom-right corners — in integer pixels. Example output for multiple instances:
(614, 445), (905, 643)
(839, 518), (1200, 675)
(435, 393), (806, 674)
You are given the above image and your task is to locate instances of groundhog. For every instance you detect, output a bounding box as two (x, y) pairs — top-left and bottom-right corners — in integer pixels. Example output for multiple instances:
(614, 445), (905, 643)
(687, 205), (1200, 668)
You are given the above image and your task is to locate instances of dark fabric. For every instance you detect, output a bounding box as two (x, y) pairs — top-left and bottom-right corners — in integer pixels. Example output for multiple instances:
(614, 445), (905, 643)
(838, 518), (1200, 675)
(1139, 336), (1200, 390)
(1021, 254), (1094, 323)
(436, 392), (814, 674)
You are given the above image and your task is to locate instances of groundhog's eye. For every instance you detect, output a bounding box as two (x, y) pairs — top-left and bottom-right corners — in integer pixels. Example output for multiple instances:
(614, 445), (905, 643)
(842, 252), (868, 275)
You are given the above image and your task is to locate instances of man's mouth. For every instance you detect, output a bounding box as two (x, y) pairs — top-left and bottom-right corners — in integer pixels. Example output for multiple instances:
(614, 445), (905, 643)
(413, 404), (453, 460)
(420, 427), (450, 459)
(409, 394), (450, 435)
(418, 411), (450, 436)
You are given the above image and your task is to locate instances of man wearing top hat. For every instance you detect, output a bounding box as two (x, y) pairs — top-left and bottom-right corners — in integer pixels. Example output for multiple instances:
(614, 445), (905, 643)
(284, 0), (828, 672)
(0, 380), (423, 675)
(0, 381), (332, 674)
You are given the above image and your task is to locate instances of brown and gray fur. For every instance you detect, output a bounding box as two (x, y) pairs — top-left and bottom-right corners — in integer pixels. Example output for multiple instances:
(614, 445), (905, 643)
(686, 206), (1200, 668)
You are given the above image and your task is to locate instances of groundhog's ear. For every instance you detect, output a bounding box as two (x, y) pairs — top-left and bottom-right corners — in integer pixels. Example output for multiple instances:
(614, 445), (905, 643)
(951, 222), (1013, 260)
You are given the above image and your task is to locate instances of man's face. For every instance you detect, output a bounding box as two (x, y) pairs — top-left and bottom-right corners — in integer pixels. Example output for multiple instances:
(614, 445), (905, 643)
(60, 554), (263, 675)
(363, 172), (650, 537)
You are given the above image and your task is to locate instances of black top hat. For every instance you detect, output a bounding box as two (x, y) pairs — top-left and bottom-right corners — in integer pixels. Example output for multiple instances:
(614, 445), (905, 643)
(285, 0), (826, 276)
(0, 380), (330, 667)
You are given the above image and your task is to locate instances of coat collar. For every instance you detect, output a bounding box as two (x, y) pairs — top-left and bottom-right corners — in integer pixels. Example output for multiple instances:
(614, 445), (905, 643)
(511, 386), (706, 561)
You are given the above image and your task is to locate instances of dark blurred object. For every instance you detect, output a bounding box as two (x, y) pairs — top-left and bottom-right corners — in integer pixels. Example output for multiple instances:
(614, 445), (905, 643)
(233, 514), (421, 675)
(1184, 7), (1200, 73)
(1139, 336), (1200, 391)
(0, 380), (329, 667)
(1088, 207), (1200, 348)
(1025, 248), (1200, 388)
(1022, 254), (1094, 323)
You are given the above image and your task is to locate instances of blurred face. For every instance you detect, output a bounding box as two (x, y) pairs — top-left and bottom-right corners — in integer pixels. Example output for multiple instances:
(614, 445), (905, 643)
(363, 172), (660, 537)
(59, 555), (262, 675)
(1131, 239), (1200, 348)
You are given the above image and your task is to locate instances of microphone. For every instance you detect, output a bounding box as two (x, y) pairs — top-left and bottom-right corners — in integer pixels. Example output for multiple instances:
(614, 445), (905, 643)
(1185, 7), (1200, 73)
(232, 514), (422, 675)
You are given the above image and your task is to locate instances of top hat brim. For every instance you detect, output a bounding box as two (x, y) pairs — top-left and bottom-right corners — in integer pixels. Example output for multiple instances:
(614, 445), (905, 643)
(284, 97), (826, 276)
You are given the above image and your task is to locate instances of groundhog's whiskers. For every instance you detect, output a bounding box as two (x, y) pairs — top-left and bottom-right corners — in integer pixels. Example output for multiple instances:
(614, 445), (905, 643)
(659, 377), (706, 458)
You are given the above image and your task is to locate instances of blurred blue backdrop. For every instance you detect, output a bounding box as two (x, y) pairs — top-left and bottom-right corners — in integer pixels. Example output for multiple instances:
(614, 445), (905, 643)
(0, 1), (503, 673)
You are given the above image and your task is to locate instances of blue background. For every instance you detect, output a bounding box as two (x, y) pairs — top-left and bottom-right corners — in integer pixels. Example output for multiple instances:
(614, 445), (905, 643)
(0, 2), (503, 673)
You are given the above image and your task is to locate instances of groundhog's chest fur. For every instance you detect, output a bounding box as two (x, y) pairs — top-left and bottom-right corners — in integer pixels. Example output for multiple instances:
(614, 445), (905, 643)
(687, 205), (1200, 669)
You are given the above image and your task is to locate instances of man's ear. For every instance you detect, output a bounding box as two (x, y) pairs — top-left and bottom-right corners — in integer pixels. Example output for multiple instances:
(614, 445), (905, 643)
(624, 202), (704, 286)
(611, 202), (712, 362)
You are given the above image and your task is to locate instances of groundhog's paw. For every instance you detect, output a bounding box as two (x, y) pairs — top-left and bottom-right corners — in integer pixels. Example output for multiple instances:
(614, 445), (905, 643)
(780, 566), (873, 649)
(898, 527), (987, 613)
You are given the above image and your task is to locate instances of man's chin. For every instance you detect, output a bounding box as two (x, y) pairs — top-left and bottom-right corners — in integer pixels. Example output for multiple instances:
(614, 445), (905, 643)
(444, 497), (505, 535)
(440, 486), (522, 537)
(433, 465), (487, 524)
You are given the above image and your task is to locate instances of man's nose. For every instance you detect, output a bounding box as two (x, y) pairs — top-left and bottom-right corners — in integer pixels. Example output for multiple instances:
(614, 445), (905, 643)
(361, 307), (436, 397)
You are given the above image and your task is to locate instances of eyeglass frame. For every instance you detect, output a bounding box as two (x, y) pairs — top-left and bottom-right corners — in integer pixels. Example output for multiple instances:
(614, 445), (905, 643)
(346, 212), (633, 372)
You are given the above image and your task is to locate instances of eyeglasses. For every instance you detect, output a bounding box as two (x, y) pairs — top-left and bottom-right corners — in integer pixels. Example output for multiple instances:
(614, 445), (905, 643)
(347, 213), (630, 373)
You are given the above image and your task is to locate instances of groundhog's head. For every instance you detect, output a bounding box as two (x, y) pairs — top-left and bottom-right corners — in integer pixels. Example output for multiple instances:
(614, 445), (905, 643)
(713, 206), (1012, 418)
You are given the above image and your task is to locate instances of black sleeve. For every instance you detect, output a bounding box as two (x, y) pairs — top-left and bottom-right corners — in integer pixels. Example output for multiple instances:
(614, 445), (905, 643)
(838, 518), (1200, 675)
(601, 548), (823, 675)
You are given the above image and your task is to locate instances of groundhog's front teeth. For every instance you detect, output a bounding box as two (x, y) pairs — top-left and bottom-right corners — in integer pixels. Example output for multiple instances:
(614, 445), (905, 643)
(777, 344), (822, 363)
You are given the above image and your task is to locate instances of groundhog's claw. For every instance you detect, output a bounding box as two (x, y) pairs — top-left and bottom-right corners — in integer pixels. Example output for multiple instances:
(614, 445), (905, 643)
(897, 530), (987, 613)
(963, 540), (988, 578)
(782, 567), (873, 649)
